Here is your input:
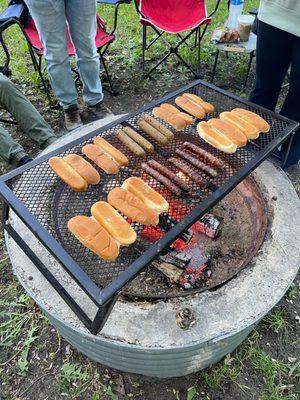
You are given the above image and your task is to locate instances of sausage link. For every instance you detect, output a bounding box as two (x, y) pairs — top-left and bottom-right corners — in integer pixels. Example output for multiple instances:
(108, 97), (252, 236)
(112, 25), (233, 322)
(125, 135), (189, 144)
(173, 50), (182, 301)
(137, 119), (169, 145)
(143, 114), (174, 140)
(168, 157), (207, 187)
(183, 141), (225, 169)
(175, 149), (218, 178)
(147, 159), (189, 191)
(123, 126), (154, 153)
(116, 129), (146, 157)
(141, 163), (182, 196)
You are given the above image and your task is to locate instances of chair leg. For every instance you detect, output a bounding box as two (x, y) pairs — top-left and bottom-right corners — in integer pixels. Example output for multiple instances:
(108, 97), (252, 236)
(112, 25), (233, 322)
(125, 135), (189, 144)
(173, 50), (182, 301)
(211, 50), (220, 83)
(142, 24), (146, 72)
(28, 47), (53, 106)
(243, 50), (255, 89)
(197, 27), (201, 75)
(100, 52), (118, 96)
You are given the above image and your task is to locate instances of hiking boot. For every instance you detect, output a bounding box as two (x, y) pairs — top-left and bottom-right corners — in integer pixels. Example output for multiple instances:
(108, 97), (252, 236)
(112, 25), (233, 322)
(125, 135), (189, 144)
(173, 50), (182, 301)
(84, 101), (111, 122)
(17, 156), (33, 167)
(64, 105), (83, 131)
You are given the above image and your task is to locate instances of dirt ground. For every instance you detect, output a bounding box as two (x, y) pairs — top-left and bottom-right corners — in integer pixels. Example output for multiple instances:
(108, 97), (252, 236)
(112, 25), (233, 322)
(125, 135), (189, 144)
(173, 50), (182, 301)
(0, 56), (299, 400)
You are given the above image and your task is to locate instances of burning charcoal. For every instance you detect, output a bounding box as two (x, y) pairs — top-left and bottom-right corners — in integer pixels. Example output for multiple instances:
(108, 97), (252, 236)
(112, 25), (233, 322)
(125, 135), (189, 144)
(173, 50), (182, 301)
(176, 308), (196, 330)
(159, 213), (193, 244)
(192, 214), (223, 239)
(153, 262), (182, 283)
(179, 263), (208, 289)
(159, 251), (191, 269)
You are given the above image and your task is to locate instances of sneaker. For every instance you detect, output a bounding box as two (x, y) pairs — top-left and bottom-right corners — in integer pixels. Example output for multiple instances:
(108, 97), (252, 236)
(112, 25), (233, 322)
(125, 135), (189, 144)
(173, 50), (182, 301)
(17, 156), (33, 167)
(64, 105), (83, 131)
(84, 101), (111, 122)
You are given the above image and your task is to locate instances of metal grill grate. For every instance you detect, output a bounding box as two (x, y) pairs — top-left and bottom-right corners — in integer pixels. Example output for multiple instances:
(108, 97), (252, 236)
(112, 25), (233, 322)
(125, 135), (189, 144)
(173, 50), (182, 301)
(9, 82), (293, 291)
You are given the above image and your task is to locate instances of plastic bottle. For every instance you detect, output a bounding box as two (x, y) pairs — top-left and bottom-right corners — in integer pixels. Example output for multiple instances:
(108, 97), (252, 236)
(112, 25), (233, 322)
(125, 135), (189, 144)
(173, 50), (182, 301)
(226, 0), (244, 30)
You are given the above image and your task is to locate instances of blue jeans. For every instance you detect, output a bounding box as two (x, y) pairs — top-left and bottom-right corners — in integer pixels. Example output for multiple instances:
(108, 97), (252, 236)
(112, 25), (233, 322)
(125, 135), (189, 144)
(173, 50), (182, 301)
(25, 0), (103, 109)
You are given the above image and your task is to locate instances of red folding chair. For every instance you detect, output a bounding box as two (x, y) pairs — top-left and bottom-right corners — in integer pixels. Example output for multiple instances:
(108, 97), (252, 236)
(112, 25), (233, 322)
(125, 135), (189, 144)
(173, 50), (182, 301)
(0, 0), (129, 106)
(134, 0), (221, 78)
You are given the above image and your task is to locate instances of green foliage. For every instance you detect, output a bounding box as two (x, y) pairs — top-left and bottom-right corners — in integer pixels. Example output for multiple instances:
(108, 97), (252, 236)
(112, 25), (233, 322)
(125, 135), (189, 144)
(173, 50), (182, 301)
(186, 386), (198, 400)
(264, 309), (288, 334)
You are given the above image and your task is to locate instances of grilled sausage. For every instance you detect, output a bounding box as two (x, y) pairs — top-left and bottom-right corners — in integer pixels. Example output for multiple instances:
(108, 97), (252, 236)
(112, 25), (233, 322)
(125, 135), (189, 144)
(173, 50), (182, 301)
(116, 129), (146, 157)
(143, 114), (174, 140)
(168, 157), (208, 187)
(182, 141), (225, 169)
(147, 159), (189, 191)
(137, 118), (169, 145)
(141, 163), (182, 196)
(123, 126), (154, 153)
(175, 149), (218, 178)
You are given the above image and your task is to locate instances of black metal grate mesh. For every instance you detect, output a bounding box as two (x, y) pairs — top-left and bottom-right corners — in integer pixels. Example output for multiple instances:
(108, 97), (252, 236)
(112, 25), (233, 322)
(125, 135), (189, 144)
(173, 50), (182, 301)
(10, 82), (293, 291)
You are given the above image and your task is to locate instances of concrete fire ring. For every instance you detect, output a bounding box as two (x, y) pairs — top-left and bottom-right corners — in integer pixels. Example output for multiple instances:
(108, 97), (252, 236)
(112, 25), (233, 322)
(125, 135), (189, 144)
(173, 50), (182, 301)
(5, 116), (300, 378)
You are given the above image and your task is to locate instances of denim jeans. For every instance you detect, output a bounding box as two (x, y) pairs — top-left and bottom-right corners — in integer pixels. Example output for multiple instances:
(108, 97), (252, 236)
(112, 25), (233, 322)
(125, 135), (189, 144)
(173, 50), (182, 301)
(25, 0), (103, 109)
(0, 73), (56, 165)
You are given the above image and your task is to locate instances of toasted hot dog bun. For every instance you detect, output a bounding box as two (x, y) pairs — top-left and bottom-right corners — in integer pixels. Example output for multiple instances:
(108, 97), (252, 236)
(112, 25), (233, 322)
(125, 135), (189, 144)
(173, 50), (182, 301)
(81, 144), (119, 174)
(108, 187), (159, 226)
(122, 177), (169, 213)
(231, 108), (270, 133)
(182, 93), (215, 113)
(207, 118), (247, 147)
(93, 137), (129, 166)
(197, 121), (237, 153)
(152, 107), (186, 130)
(143, 114), (174, 140)
(64, 154), (100, 185)
(175, 95), (206, 119)
(49, 157), (88, 192)
(68, 215), (119, 261)
(220, 111), (260, 139)
(160, 104), (193, 125)
(91, 201), (137, 246)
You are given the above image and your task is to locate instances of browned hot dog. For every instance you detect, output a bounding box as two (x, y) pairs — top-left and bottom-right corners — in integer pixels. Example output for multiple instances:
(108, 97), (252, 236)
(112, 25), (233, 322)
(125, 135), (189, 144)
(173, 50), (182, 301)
(143, 114), (174, 140)
(168, 157), (208, 187)
(182, 141), (225, 169)
(175, 149), (218, 178)
(137, 118), (169, 145)
(141, 163), (182, 196)
(147, 160), (189, 191)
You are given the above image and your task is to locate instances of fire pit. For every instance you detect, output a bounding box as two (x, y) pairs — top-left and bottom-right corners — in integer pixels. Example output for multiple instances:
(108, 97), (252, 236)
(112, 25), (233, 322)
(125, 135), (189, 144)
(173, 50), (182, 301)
(2, 81), (300, 377)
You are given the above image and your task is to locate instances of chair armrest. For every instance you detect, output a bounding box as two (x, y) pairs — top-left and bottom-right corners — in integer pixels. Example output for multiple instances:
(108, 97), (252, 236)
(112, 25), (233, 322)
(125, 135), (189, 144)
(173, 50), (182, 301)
(0, 3), (25, 22)
(97, 0), (131, 5)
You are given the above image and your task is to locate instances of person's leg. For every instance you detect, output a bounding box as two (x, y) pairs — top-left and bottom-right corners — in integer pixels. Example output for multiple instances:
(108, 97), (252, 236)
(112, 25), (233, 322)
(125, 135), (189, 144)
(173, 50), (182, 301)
(0, 73), (56, 149)
(249, 20), (292, 111)
(66, 0), (103, 106)
(25, 0), (78, 109)
(280, 35), (300, 167)
(0, 123), (27, 166)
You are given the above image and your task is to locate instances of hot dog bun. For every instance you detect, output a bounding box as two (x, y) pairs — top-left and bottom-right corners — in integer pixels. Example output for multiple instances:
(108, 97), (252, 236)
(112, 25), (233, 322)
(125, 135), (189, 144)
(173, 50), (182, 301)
(64, 154), (100, 185)
(82, 144), (119, 174)
(91, 201), (137, 246)
(160, 104), (193, 125)
(220, 112), (260, 139)
(68, 215), (119, 261)
(152, 107), (186, 130)
(108, 187), (159, 226)
(93, 137), (129, 166)
(231, 108), (270, 133)
(182, 93), (215, 113)
(175, 95), (206, 119)
(197, 121), (237, 153)
(207, 118), (247, 147)
(122, 177), (169, 213)
(49, 157), (88, 192)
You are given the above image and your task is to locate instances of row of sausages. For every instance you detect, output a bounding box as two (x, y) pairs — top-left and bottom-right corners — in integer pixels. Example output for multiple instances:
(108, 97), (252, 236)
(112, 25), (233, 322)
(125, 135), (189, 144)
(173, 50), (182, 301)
(141, 142), (225, 196)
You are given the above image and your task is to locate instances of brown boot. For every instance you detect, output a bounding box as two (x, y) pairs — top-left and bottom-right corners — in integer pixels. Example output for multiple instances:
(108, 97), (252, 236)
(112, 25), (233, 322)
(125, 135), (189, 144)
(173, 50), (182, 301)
(64, 105), (83, 131)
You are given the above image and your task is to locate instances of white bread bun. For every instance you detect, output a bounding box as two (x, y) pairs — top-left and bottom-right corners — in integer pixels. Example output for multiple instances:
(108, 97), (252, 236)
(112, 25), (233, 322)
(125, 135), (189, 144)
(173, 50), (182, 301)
(93, 137), (129, 166)
(122, 177), (169, 213)
(231, 108), (270, 133)
(220, 111), (260, 139)
(207, 118), (247, 147)
(91, 201), (137, 246)
(49, 157), (88, 192)
(64, 154), (100, 185)
(68, 215), (119, 261)
(197, 121), (237, 153)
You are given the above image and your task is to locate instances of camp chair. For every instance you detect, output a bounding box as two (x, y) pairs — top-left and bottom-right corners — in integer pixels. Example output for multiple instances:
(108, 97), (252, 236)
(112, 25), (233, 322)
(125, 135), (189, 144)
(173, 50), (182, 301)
(134, 0), (221, 78)
(0, 0), (129, 106)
